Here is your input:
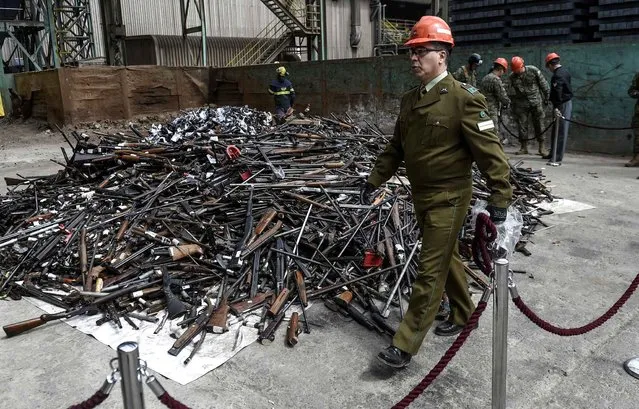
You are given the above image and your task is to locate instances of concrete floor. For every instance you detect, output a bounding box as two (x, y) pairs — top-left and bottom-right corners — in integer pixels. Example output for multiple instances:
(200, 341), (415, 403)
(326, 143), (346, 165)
(1, 122), (639, 408)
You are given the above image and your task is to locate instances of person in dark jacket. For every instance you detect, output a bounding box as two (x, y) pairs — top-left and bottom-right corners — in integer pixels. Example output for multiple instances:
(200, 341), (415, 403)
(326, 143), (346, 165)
(544, 53), (573, 164)
(268, 66), (295, 122)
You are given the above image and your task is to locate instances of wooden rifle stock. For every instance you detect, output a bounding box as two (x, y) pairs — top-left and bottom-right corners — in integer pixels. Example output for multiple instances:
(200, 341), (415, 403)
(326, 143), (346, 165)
(206, 302), (229, 333)
(230, 291), (272, 315)
(3, 316), (50, 338)
(247, 208), (277, 246)
(294, 271), (307, 307)
(286, 312), (300, 346)
(169, 244), (204, 261)
(3, 307), (86, 338)
(268, 288), (289, 317)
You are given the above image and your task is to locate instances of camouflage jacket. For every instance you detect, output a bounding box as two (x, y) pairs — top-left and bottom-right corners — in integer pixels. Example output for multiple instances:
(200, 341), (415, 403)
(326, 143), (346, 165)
(629, 72), (639, 116)
(479, 72), (510, 116)
(452, 65), (477, 87)
(508, 65), (550, 106)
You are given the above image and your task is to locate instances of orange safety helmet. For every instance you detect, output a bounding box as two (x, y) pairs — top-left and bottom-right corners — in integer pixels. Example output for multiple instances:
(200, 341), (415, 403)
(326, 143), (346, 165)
(511, 56), (525, 74)
(405, 16), (455, 47)
(494, 57), (508, 71)
(545, 52), (560, 65)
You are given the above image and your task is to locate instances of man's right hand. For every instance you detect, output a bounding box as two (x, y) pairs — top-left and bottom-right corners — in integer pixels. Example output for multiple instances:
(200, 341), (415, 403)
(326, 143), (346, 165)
(359, 182), (376, 205)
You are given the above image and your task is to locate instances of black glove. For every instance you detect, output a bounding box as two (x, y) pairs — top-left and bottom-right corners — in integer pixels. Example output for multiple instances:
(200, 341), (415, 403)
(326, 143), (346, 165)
(487, 205), (507, 224)
(359, 182), (376, 205)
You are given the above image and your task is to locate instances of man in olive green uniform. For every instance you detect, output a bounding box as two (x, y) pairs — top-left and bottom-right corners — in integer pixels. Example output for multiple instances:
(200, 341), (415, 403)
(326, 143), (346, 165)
(626, 72), (639, 167)
(452, 53), (482, 87)
(479, 57), (510, 140)
(509, 56), (551, 156)
(360, 16), (512, 368)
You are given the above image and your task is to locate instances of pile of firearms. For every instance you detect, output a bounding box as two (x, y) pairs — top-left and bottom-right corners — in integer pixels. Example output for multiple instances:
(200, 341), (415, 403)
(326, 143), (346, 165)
(0, 106), (554, 361)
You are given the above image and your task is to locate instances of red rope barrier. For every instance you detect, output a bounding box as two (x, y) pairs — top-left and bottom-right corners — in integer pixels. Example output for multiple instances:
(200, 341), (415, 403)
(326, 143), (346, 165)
(391, 300), (488, 409)
(472, 213), (497, 277)
(159, 392), (192, 409)
(67, 390), (109, 409)
(512, 273), (639, 336)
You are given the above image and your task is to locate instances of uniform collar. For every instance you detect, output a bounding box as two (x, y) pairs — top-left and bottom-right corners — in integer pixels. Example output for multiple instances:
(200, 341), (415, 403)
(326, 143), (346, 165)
(422, 70), (449, 93)
(413, 73), (453, 110)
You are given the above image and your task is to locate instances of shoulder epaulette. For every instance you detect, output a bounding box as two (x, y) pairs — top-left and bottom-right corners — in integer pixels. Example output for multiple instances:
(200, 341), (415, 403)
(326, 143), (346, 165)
(460, 82), (479, 94)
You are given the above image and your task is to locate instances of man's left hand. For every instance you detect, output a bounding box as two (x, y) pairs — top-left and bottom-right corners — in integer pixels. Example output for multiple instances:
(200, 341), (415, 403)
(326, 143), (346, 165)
(487, 205), (507, 223)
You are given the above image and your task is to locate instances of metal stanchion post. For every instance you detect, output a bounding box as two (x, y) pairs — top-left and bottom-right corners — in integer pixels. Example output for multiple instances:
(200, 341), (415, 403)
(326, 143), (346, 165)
(117, 341), (145, 409)
(492, 259), (509, 409)
(547, 109), (561, 167)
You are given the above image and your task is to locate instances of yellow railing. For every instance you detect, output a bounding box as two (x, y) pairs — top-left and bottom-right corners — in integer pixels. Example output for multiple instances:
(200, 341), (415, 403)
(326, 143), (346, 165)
(381, 19), (414, 44)
(226, 0), (317, 67)
(226, 19), (290, 67)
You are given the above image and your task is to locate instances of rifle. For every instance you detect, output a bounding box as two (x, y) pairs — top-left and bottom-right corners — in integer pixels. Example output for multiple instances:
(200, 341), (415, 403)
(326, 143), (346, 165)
(229, 186), (254, 269)
(3, 278), (162, 337)
(168, 297), (214, 356)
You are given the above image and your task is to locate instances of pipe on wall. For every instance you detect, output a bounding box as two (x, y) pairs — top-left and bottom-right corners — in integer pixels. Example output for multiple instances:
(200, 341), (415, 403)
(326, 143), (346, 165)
(350, 0), (361, 48)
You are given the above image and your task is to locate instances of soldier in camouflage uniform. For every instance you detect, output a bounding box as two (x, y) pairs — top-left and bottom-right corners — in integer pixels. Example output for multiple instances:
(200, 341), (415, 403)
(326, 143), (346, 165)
(479, 58), (510, 140)
(452, 53), (482, 87)
(509, 56), (551, 156)
(360, 17), (512, 369)
(626, 72), (639, 167)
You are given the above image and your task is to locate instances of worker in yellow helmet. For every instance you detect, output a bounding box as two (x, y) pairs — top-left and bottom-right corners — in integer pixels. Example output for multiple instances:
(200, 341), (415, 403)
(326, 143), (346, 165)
(268, 66), (296, 122)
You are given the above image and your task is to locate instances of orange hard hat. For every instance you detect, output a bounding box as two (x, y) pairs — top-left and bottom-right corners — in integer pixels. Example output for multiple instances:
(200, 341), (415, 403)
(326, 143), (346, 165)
(494, 57), (508, 71)
(405, 16), (454, 47)
(545, 52), (560, 65)
(511, 56), (525, 74)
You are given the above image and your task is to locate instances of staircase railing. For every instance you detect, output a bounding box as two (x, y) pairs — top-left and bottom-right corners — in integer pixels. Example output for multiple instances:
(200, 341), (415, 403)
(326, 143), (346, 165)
(226, 18), (290, 67)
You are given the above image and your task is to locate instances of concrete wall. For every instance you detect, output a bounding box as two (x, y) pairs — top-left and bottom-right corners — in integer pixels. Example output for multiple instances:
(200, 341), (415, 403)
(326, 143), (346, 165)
(212, 42), (639, 155)
(454, 42), (639, 155)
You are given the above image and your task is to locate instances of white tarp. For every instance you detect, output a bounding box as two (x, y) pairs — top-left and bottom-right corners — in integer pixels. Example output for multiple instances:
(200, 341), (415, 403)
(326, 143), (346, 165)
(536, 198), (596, 215)
(26, 298), (259, 385)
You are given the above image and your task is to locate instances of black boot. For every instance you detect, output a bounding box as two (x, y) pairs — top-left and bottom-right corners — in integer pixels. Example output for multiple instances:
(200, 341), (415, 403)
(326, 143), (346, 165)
(434, 320), (478, 337)
(377, 346), (412, 368)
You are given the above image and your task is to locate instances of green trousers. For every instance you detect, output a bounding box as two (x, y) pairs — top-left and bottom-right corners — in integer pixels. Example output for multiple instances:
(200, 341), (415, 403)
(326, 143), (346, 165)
(512, 101), (545, 146)
(632, 111), (639, 153)
(392, 188), (475, 355)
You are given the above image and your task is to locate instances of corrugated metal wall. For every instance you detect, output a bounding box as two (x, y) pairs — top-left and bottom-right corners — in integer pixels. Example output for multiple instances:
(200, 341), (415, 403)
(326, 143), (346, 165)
(2, 0), (375, 67)
(119, 0), (273, 38)
(124, 35), (278, 67)
(325, 0), (374, 60)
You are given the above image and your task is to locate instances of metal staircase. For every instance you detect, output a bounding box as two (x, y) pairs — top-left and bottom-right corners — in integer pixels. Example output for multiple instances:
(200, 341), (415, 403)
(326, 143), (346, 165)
(226, 19), (293, 67)
(260, 0), (320, 35)
(226, 0), (321, 67)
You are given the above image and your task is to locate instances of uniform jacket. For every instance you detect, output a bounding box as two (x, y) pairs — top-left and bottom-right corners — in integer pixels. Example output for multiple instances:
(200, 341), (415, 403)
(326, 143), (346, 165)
(453, 65), (477, 87)
(629, 73), (639, 122)
(509, 65), (550, 107)
(549, 66), (573, 108)
(268, 77), (295, 109)
(368, 73), (512, 208)
(479, 72), (510, 117)
(452, 65), (477, 87)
